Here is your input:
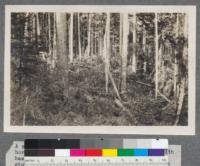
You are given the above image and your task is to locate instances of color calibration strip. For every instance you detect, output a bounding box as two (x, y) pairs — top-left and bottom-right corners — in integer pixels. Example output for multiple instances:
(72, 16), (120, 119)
(25, 139), (168, 149)
(25, 148), (165, 157)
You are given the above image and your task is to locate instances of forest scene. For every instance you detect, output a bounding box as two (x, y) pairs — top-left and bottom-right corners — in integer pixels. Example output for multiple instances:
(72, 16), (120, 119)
(10, 12), (188, 126)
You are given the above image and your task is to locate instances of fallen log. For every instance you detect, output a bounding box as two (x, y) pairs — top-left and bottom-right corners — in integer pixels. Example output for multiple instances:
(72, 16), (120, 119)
(158, 90), (172, 104)
(174, 78), (186, 125)
(135, 81), (153, 87)
(115, 99), (133, 117)
(108, 69), (122, 101)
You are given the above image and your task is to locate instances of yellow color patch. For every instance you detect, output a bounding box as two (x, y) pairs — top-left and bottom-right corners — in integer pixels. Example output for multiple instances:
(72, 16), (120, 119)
(102, 149), (117, 156)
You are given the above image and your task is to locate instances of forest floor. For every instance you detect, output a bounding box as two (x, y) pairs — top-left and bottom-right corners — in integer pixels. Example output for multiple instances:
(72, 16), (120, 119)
(11, 55), (188, 126)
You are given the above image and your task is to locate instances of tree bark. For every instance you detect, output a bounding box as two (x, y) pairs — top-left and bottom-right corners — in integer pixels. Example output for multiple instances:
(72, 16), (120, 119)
(142, 25), (147, 74)
(56, 13), (69, 98)
(155, 13), (159, 99)
(77, 13), (82, 60)
(121, 13), (128, 93)
(69, 13), (73, 63)
(175, 13), (188, 125)
(86, 13), (91, 57)
(104, 13), (110, 93)
(48, 13), (52, 55)
(99, 19), (103, 57)
(24, 13), (29, 45)
(52, 13), (57, 69)
(132, 14), (137, 73)
(36, 13), (40, 36)
(174, 13), (179, 98)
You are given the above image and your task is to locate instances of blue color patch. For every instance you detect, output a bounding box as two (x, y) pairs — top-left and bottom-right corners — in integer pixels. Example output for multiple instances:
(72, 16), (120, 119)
(134, 149), (148, 156)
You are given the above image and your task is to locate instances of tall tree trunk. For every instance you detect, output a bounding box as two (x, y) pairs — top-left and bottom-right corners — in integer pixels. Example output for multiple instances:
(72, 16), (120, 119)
(91, 22), (94, 56)
(119, 14), (123, 57)
(160, 40), (165, 90)
(77, 13), (82, 60)
(132, 14), (137, 73)
(174, 13), (179, 98)
(142, 25), (146, 53)
(175, 13), (188, 125)
(121, 13), (128, 93)
(104, 13), (110, 93)
(155, 13), (159, 99)
(24, 13), (30, 47)
(93, 25), (95, 56)
(31, 15), (35, 43)
(86, 13), (91, 57)
(119, 13), (123, 91)
(56, 13), (69, 98)
(36, 13), (40, 36)
(35, 13), (40, 53)
(48, 13), (52, 55)
(69, 13), (73, 63)
(142, 25), (147, 74)
(33, 14), (37, 50)
(99, 21), (103, 57)
(45, 14), (48, 49)
(52, 13), (57, 69)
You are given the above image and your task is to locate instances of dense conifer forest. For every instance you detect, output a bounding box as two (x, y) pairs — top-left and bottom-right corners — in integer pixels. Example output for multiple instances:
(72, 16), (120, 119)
(10, 12), (188, 126)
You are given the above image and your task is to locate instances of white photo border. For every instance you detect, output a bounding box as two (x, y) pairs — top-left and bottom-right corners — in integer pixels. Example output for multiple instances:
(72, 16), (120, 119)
(4, 5), (196, 135)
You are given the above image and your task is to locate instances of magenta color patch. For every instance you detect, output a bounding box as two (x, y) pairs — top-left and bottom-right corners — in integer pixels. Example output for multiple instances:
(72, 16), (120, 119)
(70, 149), (85, 156)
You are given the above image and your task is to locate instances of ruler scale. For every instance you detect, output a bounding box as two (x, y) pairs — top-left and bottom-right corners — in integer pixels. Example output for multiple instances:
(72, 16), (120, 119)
(25, 156), (169, 166)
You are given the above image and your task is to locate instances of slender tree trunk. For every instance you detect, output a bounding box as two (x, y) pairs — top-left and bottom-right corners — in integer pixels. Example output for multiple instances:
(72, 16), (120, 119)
(104, 13), (110, 93)
(86, 13), (91, 57)
(24, 13), (29, 45)
(155, 13), (159, 99)
(121, 13), (128, 93)
(45, 14), (49, 49)
(175, 14), (188, 125)
(174, 14), (179, 98)
(48, 13), (52, 55)
(56, 13), (69, 98)
(69, 13), (73, 63)
(77, 13), (82, 60)
(132, 14), (137, 73)
(93, 26), (95, 56)
(35, 13), (40, 53)
(52, 13), (57, 69)
(98, 34), (101, 57)
(33, 14), (37, 50)
(119, 14), (123, 57)
(161, 44), (166, 91)
(36, 13), (40, 36)
(119, 13), (123, 91)
(99, 23), (103, 57)
(32, 15), (35, 43)
(184, 13), (188, 39)
(142, 25), (146, 53)
(142, 25), (147, 74)
(28, 15), (33, 42)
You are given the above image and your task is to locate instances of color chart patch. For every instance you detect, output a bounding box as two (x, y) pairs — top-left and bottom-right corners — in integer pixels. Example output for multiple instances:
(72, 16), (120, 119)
(25, 139), (168, 149)
(24, 139), (168, 157)
(24, 139), (169, 166)
(25, 148), (166, 157)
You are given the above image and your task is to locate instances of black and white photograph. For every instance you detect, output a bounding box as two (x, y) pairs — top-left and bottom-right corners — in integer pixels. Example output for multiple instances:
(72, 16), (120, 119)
(4, 6), (196, 134)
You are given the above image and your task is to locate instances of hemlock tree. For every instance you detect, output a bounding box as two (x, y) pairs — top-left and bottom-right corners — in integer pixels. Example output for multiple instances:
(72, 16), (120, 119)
(121, 13), (129, 93)
(56, 13), (69, 98)
(69, 13), (73, 63)
(132, 13), (137, 73)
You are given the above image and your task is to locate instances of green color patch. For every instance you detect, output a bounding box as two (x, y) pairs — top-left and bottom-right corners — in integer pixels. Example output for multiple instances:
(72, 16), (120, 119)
(117, 149), (134, 156)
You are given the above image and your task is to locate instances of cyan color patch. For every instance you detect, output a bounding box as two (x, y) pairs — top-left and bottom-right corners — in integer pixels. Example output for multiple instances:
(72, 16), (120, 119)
(134, 149), (148, 156)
